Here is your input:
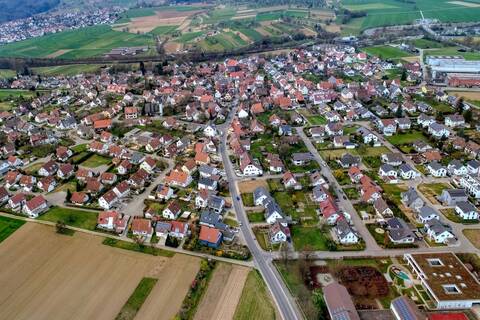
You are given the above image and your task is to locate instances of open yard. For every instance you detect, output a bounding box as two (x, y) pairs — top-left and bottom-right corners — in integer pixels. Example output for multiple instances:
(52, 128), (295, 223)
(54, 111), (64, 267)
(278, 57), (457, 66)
(238, 179), (268, 194)
(291, 225), (330, 251)
(418, 183), (451, 204)
(233, 270), (277, 320)
(195, 263), (250, 320)
(39, 206), (98, 230)
(386, 130), (428, 146)
(0, 223), (170, 320)
(464, 229), (480, 249)
(80, 153), (112, 168)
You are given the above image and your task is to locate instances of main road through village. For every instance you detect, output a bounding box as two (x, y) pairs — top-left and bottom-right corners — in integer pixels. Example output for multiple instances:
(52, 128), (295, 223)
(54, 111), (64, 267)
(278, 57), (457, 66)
(218, 105), (480, 320)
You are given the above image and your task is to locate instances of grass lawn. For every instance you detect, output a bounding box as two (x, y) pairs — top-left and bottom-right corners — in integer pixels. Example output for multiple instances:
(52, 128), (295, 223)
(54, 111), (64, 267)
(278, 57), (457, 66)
(274, 191), (318, 225)
(247, 211), (265, 223)
(0, 216), (25, 243)
(241, 193), (254, 207)
(116, 277), (158, 320)
(306, 115), (327, 125)
(291, 225), (329, 251)
(319, 146), (389, 160)
(54, 181), (77, 193)
(103, 238), (175, 257)
(80, 154), (111, 167)
(0, 89), (35, 99)
(363, 45), (412, 60)
(24, 162), (45, 175)
(441, 209), (479, 225)
(326, 257), (392, 273)
(418, 183), (450, 196)
(409, 38), (444, 49)
(343, 187), (360, 200)
(233, 270), (276, 320)
(381, 184), (408, 205)
(253, 228), (270, 251)
(39, 206), (98, 230)
(72, 143), (88, 153)
(386, 131), (428, 146)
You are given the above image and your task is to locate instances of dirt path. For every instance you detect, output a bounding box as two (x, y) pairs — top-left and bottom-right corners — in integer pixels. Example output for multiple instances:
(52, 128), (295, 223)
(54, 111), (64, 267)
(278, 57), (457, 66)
(195, 263), (250, 320)
(135, 254), (200, 320)
(0, 223), (166, 320)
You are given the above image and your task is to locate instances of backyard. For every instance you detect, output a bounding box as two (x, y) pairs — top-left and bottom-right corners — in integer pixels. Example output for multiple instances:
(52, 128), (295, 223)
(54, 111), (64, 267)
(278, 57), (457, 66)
(80, 154), (112, 168)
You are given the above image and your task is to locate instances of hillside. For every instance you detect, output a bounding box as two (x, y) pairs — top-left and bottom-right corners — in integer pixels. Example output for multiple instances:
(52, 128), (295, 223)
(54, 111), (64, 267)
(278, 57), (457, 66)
(0, 0), (60, 23)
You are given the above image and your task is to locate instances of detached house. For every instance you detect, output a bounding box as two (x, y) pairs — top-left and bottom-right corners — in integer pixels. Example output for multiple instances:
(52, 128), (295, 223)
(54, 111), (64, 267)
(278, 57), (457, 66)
(23, 195), (48, 218)
(98, 190), (119, 210)
(269, 221), (290, 244)
(455, 201), (479, 220)
(335, 220), (359, 244)
(162, 200), (182, 220)
(38, 161), (58, 177)
(401, 188), (424, 211)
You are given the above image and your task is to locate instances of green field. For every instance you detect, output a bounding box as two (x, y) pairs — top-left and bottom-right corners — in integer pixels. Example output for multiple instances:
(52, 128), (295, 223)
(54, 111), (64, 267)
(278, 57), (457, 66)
(425, 47), (480, 60)
(176, 31), (205, 43)
(0, 25), (154, 59)
(340, 0), (480, 31)
(233, 271), (276, 320)
(116, 277), (158, 320)
(80, 154), (112, 168)
(234, 27), (264, 41)
(409, 38), (445, 49)
(150, 25), (179, 35)
(386, 131), (428, 146)
(0, 69), (16, 79)
(291, 226), (329, 251)
(32, 64), (105, 76)
(0, 216), (25, 243)
(363, 45), (412, 60)
(0, 89), (35, 99)
(39, 206), (98, 230)
(199, 31), (248, 52)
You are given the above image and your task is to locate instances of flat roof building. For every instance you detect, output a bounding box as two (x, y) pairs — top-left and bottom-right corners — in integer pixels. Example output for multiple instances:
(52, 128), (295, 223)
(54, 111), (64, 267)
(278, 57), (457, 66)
(404, 253), (480, 309)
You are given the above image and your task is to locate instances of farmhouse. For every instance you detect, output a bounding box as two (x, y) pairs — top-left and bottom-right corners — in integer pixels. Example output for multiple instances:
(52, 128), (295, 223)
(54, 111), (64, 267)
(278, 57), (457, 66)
(404, 253), (480, 309)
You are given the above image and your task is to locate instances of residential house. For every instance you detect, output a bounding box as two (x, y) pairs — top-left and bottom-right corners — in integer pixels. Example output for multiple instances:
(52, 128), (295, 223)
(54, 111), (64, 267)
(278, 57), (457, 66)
(162, 200), (182, 220)
(426, 161), (447, 177)
(387, 217), (415, 244)
(438, 189), (469, 206)
(402, 188), (424, 211)
(98, 190), (119, 210)
(417, 206), (440, 224)
(455, 201), (479, 220)
(22, 195), (48, 218)
(199, 226), (222, 248)
(425, 219), (455, 244)
(335, 220), (359, 244)
(269, 221), (290, 244)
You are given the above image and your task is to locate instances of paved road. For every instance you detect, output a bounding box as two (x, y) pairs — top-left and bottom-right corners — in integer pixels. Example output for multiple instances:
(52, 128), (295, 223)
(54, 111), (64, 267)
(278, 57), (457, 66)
(220, 110), (302, 320)
(122, 157), (174, 216)
(297, 127), (380, 251)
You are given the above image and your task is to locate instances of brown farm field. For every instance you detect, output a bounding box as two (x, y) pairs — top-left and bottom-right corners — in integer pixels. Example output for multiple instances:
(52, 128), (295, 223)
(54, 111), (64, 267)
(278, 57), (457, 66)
(0, 223), (168, 320)
(117, 10), (204, 33)
(135, 254), (200, 320)
(195, 263), (250, 320)
(449, 91), (480, 101)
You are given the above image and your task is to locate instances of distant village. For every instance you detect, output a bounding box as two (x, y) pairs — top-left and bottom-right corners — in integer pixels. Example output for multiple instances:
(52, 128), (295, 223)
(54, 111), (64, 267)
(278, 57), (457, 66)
(0, 8), (121, 45)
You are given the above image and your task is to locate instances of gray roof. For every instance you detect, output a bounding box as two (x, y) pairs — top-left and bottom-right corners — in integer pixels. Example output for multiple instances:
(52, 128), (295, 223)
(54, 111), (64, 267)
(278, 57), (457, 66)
(456, 201), (477, 213)
(265, 200), (284, 219)
(199, 177), (216, 187)
(387, 217), (414, 241)
(442, 188), (468, 198)
(253, 187), (270, 205)
(399, 163), (414, 173)
(467, 160), (480, 169)
(419, 206), (438, 218)
(426, 219), (450, 234)
(200, 210), (221, 226)
(208, 195), (225, 210)
(336, 219), (356, 239)
(380, 164), (395, 173)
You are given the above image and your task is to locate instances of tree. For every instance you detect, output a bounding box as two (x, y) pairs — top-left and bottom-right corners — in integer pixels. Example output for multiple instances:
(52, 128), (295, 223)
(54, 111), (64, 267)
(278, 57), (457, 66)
(395, 105), (403, 118)
(280, 241), (291, 268)
(456, 97), (464, 113)
(139, 61), (146, 76)
(55, 220), (68, 234)
(400, 69), (407, 81)
(464, 109), (473, 123)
